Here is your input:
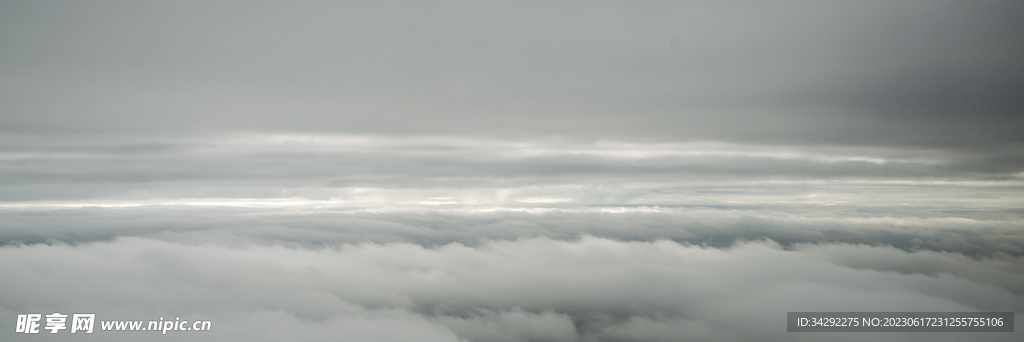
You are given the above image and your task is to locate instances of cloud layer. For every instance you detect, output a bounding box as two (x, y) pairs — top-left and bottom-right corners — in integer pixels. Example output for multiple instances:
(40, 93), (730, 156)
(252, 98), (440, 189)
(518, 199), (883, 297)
(1, 134), (1021, 207)
(3, 206), (1023, 257)
(2, 236), (1021, 341)
(2, 1), (1022, 341)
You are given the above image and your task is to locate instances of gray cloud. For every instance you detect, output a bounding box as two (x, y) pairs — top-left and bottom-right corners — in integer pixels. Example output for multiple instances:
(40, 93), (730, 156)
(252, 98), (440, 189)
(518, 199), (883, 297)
(3, 206), (1022, 258)
(2, 1), (1021, 150)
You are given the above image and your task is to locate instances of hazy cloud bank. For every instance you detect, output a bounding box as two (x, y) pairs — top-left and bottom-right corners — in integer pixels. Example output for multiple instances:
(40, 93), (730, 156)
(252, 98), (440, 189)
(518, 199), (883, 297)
(1, 134), (1021, 209)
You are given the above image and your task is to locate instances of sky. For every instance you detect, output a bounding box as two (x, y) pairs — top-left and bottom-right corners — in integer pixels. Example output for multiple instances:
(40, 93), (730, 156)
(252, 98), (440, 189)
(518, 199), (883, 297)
(1, 1), (1022, 341)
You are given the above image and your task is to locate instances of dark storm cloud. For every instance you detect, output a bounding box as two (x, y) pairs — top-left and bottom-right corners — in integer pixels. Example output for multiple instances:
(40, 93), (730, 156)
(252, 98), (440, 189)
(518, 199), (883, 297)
(1, 1), (1021, 150)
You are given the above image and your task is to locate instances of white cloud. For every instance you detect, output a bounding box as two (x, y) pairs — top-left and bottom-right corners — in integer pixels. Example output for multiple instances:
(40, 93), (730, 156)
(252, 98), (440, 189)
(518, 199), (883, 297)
(1, 236), (1020, 341)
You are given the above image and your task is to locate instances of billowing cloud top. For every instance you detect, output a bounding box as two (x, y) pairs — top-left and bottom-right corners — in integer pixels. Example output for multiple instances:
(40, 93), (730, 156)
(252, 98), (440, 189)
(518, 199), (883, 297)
(1, 1), (1022, 341)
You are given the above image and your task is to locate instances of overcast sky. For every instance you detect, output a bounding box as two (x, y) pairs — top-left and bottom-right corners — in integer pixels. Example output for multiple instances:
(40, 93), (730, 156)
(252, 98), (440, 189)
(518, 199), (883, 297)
(1, 1), (1022, 341)
(3, 1), (1022, 146)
